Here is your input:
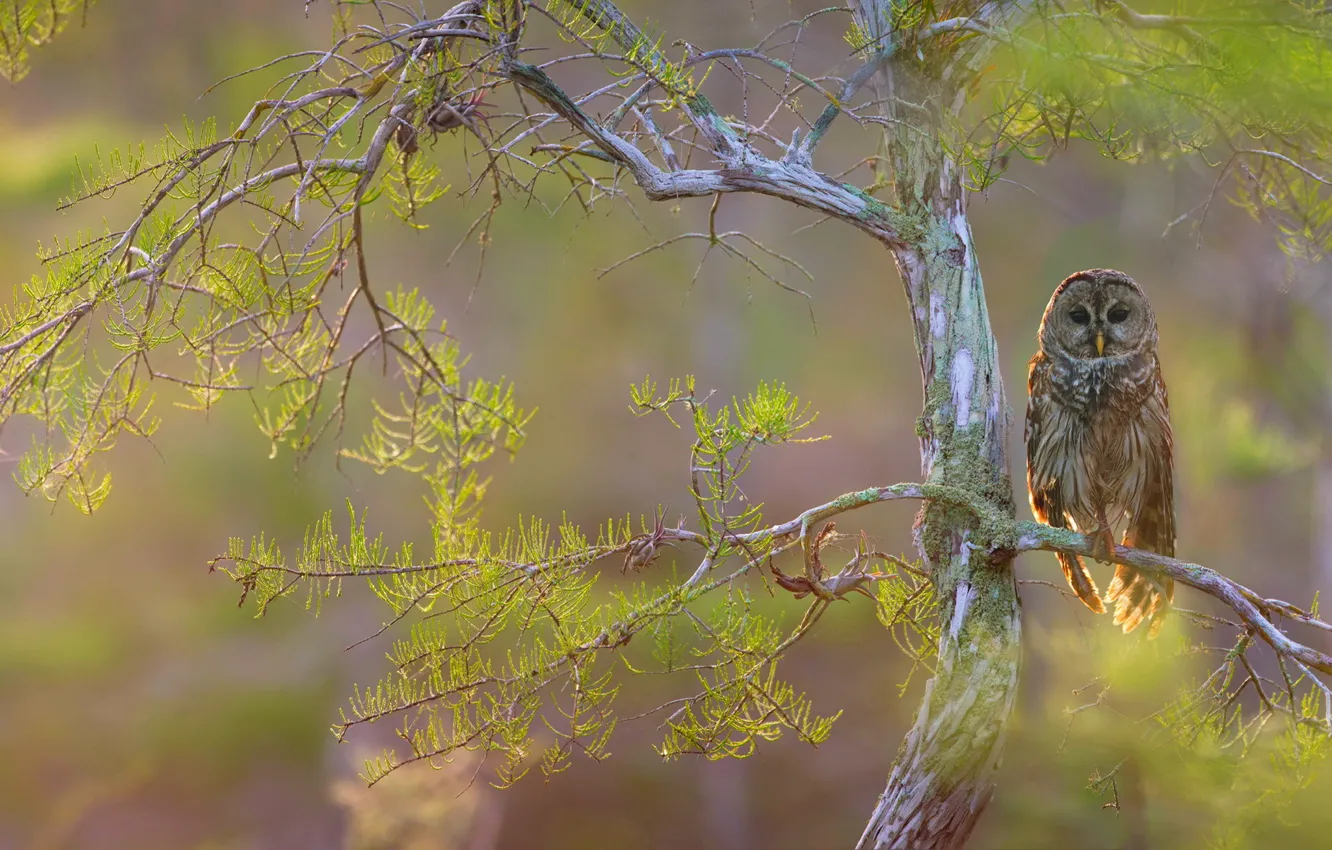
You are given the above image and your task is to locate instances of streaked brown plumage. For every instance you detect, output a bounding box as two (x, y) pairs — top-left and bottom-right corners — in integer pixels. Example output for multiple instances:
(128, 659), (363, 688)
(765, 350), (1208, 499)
(1026, 269), (1176, 636)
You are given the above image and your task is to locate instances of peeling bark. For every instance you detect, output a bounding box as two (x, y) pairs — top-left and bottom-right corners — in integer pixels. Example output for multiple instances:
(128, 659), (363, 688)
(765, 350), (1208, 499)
(852, 6), (1024, 844)
(856, 172), (1022, 850)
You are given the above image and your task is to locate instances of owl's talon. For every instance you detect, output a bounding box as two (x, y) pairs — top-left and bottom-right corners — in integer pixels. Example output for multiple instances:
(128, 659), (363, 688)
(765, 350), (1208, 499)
(1088, 526), (1115, 563)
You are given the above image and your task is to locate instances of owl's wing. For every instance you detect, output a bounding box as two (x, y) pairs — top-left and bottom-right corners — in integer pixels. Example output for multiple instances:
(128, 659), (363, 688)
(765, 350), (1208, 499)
(1108, 367), (1176, 636)
(1027, 355), (1105, 614)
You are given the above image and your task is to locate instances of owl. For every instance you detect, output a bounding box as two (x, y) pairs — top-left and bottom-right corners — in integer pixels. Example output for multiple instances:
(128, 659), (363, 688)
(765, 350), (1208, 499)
(1025, 269), (1176, 636)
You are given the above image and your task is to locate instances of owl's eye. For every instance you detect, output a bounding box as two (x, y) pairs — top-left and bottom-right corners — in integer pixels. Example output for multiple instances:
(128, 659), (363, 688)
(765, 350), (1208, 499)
(1069, 307), (1091, 325)
(1108, 306), (1130, 324)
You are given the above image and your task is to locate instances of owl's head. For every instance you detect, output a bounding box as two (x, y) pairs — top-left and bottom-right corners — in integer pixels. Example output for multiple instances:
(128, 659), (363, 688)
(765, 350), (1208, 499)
(1039, 269), (1157, 360)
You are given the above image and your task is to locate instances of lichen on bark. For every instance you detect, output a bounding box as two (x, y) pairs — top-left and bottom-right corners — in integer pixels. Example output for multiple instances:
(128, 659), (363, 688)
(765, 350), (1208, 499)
(858, 75), (1023, 844)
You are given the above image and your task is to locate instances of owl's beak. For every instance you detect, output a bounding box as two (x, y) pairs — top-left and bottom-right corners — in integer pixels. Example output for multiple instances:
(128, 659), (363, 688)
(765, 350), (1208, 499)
(1095, 332), (1105, 356)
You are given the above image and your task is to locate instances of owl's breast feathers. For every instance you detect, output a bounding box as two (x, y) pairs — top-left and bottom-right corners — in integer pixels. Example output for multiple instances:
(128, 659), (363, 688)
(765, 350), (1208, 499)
(1044, 350), (1157, 417)
(1026, 350), (1163, 529)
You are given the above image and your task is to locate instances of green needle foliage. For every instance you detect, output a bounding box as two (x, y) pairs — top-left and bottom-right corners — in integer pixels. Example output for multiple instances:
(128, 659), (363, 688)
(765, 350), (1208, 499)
(969, 0), (1332, 264)
(214, 377), (893, 785)
(0, 0), (95, 82)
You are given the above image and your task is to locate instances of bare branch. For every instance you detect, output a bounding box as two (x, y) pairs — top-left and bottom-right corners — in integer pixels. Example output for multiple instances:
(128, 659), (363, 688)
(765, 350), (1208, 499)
(1017, 522), (1332, 675)
(502, 59), (907, 244)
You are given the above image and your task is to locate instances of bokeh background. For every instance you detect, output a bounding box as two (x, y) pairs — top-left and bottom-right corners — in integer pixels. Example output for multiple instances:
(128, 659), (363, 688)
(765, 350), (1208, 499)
(1, 2), (1329, 849)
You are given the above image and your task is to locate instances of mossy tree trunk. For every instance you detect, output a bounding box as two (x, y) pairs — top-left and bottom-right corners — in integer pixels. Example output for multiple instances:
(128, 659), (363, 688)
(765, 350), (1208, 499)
(854, 6), (1025, 846)
(856, 133), (1023, 850)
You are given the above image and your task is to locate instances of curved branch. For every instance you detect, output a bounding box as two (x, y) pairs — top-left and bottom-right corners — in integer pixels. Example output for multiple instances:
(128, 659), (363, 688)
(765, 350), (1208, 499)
(663, 474), (1332, 690)
(501, 59), (908, 245)
(1016, 521), (1332, 674)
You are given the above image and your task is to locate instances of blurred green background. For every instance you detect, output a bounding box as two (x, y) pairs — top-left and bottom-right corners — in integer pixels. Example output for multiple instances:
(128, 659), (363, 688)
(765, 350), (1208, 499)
(1, 2), (1329, 848)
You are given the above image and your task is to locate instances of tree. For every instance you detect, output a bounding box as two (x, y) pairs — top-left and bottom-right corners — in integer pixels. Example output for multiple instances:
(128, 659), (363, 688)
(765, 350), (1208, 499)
(3, 1), (1332, 847)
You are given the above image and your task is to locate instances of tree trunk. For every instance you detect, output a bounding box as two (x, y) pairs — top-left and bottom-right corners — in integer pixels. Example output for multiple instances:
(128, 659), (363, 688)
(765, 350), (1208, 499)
(854, 18), (1023, 847)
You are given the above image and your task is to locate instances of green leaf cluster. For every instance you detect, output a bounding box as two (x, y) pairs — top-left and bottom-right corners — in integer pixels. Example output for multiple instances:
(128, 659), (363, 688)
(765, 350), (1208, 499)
(0, 0), (96, 83)
(631, 375), (827, 540)
(0, 39), (506, 511)
(544, 0), (704, 105)
(213, 377), (911, 787)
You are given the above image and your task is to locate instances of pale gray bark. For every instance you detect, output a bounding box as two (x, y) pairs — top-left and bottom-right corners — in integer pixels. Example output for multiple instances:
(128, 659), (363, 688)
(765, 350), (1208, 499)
(854, 130), (1023, 850)
(849, 2), (1037, 847)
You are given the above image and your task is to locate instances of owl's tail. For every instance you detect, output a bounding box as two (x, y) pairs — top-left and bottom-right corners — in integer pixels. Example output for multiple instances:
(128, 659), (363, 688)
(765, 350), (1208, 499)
(1105, 566), (1174, 637)
(1058, 551), (1106, 614)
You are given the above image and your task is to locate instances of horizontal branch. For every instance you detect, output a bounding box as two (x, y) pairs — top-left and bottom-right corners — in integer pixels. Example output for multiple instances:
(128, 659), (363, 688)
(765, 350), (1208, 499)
(1016, 521), (1332, 674)
(235, 474), (1327, 675)
(661, 481), (1332, 676)
(729, 483), (1001, 545)
(0, 301), (92, 356)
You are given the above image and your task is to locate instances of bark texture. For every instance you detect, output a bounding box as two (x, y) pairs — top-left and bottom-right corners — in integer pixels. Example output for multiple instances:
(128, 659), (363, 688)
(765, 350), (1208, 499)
(853, 4), (1025, 847)
(855, 153), (1022, 850)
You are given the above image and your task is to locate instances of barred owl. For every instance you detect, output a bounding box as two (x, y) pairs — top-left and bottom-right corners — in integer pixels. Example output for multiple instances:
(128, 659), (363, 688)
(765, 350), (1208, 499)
(1025, 269), (1176, 636)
